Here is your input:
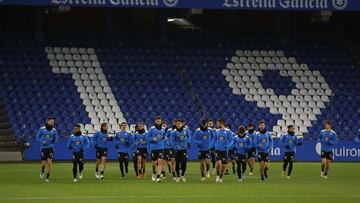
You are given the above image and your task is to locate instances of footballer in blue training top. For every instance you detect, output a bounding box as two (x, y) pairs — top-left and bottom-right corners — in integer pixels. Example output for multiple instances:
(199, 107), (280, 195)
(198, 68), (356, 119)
(317, 120), (338, 179)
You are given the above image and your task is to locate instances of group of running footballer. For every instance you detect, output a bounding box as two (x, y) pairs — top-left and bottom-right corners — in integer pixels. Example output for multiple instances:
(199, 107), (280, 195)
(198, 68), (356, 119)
(36, 116), (340, 183)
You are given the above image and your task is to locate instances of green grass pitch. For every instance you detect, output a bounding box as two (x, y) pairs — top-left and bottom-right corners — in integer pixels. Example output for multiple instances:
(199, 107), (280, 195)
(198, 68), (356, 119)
(0, 161), (359, 203)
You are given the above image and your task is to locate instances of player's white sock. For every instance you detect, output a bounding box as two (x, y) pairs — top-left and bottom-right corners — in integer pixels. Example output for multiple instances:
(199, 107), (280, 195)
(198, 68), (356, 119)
(320, 172), (324, 178)
(282, 171), (285, 177)
(40, 172), (45, 179)
(152, 174), (156, 181)
(175, 177), (180, 183)
(95, 172), (99, 179)
(212, 168), (216, 175)
(79, 172), (83, 179)
(219, 178), (223, 183)
(216, 176), (220, 183)
(249, 172), (253, 176)
(180, 176), (187, 182)
(242, 173), (246, 179)
(73, 178), (78, 183)
(99, 175), (104, 179)
(156, 177), (162, 183)
(206, 171), (210, 179)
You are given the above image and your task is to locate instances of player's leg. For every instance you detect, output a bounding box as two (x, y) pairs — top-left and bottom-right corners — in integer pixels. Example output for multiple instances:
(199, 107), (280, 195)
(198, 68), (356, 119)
(264, 160), (269, 178)
(200, 159), (205, 180)
(99, 156), (106, 179)
(205, 155), (211, 178)
(282, 153), (289, 177)
(156, 157), (164, 182)
(211, 148), (216, 174)
(180, 151), (187, 182)
(137, 155), (142, 177)
(46, 158), (52, 181)
(321, 156), (326, 177)
(287, 156), (293, 178)
(236, 158), (242, 180)
(220, 161), (227, 183)
(72, 155), (78, 181)
(132, 153), (138, 177)
(124, 153), (129, 174)
(324, 154), (332, 178)
(118, 153), (125, 178)
(79, 156), (84, 179)
(141, 155), (146, 178)
(40, 160), (46, 178)
(241, 158), (247, 178)
(259, 160), (265, 181)
(175, 151), (181, 181)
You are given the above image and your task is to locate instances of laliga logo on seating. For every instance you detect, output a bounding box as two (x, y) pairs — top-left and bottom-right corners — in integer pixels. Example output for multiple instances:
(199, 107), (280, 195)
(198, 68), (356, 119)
(332, 0), (348, 10)
(163, 0), (179, 7)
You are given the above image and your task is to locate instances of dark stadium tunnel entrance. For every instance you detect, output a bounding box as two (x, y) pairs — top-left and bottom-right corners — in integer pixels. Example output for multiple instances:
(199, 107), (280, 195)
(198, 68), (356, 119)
(258, 70), (295, 95)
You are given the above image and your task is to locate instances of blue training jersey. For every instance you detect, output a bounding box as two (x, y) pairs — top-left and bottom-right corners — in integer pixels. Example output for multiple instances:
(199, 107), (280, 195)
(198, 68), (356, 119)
(134, 131), (148, 149)
(227, 131), (237, 150)
(36, 126), (58, 150)
(280, 134), (302, 153)
(172, 128), (191, 151)
(245, 131), (257, 148)
(233, 135), (251, 155)
(193, 128), (213, 151)
(254, 131), (273, 153)
(115, 131), (133, 153)
(164, 128), (174, 149)
(146, 126), (165, 151)
(212, 128), (234, 151)
(92, 131), (111, 149)
(317, 129), (338, 152)
(67, 134), (90, 153)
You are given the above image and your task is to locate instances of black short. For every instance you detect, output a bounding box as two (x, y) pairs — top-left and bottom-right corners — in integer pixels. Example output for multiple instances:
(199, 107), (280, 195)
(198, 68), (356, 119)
(258, 152), (270, 162)
(283, 152), (295, 162)
(72, 152), (84, 164)
(151, 149), (164, 161)
(228, 149), (236, 160)
(175, 150), (188, 159)
(215, 150), (228, 164)
(136, 148), (148, 159)
(96, 147), (108, 159)
(236, 154), (247, 162)
(198, 150), (211, 160)
(118, 152), (129, 161)
(321, 151), (333, 160)
(40, 148), (54, 161)
(164, 148), (175, 161)
(247, 147), (256, 158)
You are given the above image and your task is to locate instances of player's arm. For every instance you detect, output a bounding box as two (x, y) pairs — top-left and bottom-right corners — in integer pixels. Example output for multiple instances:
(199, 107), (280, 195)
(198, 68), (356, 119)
(186, 131), (191, 149)
(52, 130), (59, 144)
(92, 132), (99, 148)
(317, 132), (322, 143)
(84, 135), (90, 149)
(36, 129), (44, 144)
(329, 132), (339, 146)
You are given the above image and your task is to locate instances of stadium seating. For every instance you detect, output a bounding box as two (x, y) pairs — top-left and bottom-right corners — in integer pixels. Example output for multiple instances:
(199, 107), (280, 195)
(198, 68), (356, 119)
(0, 34), (359, 141)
